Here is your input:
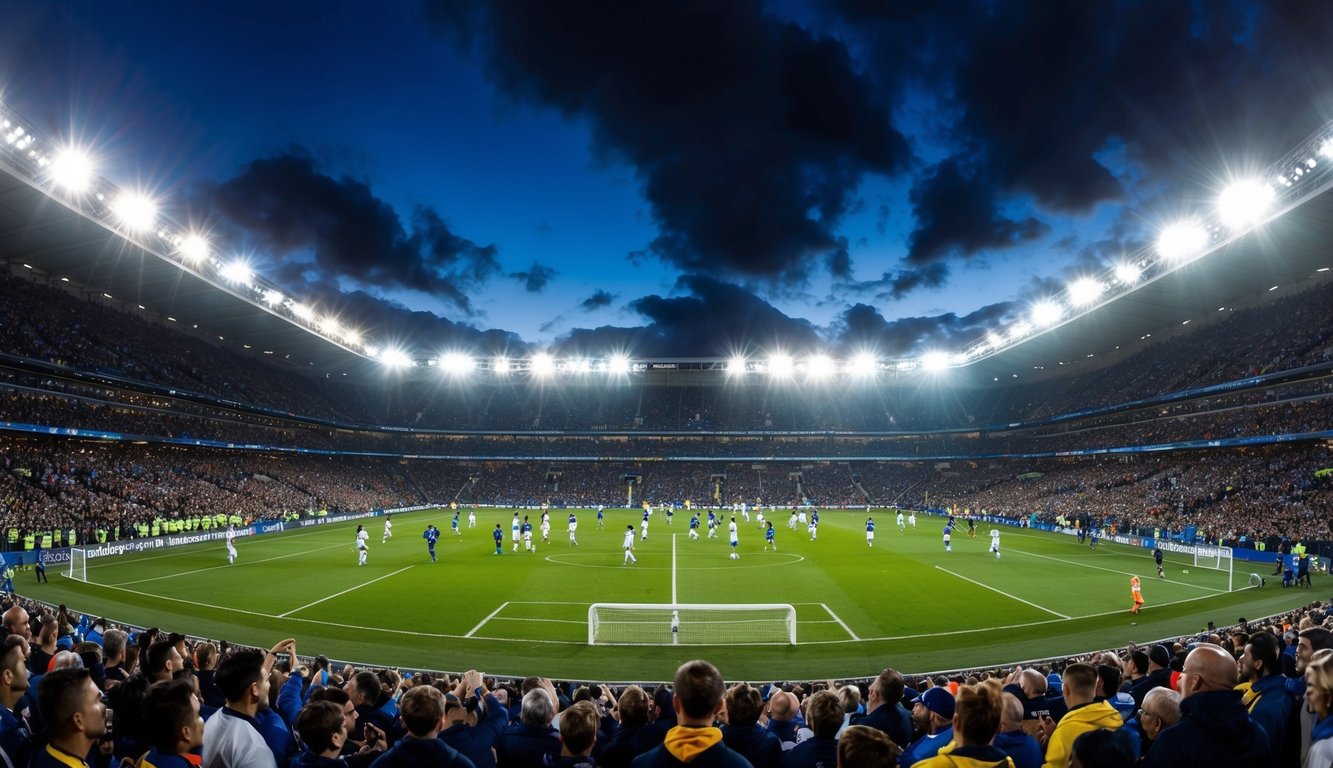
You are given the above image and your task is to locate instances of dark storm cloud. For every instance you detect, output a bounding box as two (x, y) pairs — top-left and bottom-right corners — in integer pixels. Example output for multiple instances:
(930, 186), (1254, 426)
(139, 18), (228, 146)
(509, 262), (557, 292)
(427, 0), (911, 283)
(907, 158), (1048, 266)
(201, 148), (500, 313)
(831, 301), (1016, 357)
(298, 287), (525, 354)
(580, 290), (615, 311)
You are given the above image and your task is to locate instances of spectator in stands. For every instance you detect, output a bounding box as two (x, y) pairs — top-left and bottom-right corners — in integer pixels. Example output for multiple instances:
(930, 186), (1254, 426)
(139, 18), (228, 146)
(367, 685), (473, 768)
(850, 668), (912, 748)
(1095, 664), (1135, 722)
(203, 648), (276, 768)
(101, 630), (128, 688)
(146, 640), (185, 684)
(1130, 645), (1173, 709)
(766, 690), (802, 751)
(346, 671), (400, 747)
(837, 725), (898, 768)
(899, 687), (954, 768)
(33, 668), (106, 768)
(602, 682), (653, 768)
(497, 683), (561, 768)
(913, 685), (1009, 768)
(0, 635), (33, 768)
(782, 689), (842, 768)
(2, 607), (30, 646)
(1131, 687), (1180, 761)
(1040, 663), (1123, 768)
(550, 700), (598, 768)
(194, 642), (224, 709)
(1001, 668), (1048, 722)
(293, 701), (351, 768)
(141, 677), (206, 768)
(1296, 628), (1333, 763)
(992, 693), (1041, 768)
(1142, 644), (1268, 767)
(439, 670), (508, 768)
(631, 659), (749, 768)
(30, 616), (57, 676)
(1238, 631), (1298, 763)
(1307, 649), (1333, 768)
(1068, 727), (1137, 768)
(719, 682), (780, 767)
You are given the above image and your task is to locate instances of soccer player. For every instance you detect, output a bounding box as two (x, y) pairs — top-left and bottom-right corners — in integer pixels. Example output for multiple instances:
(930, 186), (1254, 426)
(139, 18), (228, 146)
(764, 521), (777, 551)
(1130, 576), (1143, 614)
(807, 511), (818, 541)
(540, 515), (551, 544)
(665, 505), (674, 525)
(356, 524), (369, 566)
(641, 508), (650, 541)
(897, 510), (905, 531)
(511, 513), (521, 552)
(966, 517), (976, 538)
(468, 508), (476, 528)
(741, 502), (750, 523)
(522, 516), (534, 553)
(623, 525), (638, 565)
(797, 509), (808, 527)
(492, 524), (503, 555)
(596, 504), (605, 528)
(788, 509), (799, 530)
(707, 511), (718, 539)
(1089, 527), (1100, 550)
(688, 514), (700, 540)
(1154, 547), (1165, 578)
(382, 514), (393, 544)
(943, 523), (953, 554)
(568, 512), (579, 546)
(756, 509), (766, 527)
(451, 511), (461, 536)
(908, 511), (917, 528)
(728, 517), (740, 560)
(225, 525), (237, 565)
(989, 528), (1001, 559)
(865, 517), (875, 547)
(423, 525), (440, 562)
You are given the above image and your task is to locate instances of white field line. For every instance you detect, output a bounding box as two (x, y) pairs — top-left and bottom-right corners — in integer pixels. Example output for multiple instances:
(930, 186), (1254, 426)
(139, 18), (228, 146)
(466, 602), (511, 638)
(278, 565), (415, 618)
(108, 542), (349, 587)
(1005, 544), (1225, 593)
(85, 527), (350, 572)
(821, 603), (861, 641)
(934, 566), (1071, 619)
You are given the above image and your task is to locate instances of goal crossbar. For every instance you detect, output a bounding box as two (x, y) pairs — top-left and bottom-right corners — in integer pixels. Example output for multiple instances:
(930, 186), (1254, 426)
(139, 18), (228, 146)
(588, 602), (797, 646)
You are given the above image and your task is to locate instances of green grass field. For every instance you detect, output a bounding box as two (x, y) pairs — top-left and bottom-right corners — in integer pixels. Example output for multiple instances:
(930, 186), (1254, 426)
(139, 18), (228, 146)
(29, 508), (1313, 682)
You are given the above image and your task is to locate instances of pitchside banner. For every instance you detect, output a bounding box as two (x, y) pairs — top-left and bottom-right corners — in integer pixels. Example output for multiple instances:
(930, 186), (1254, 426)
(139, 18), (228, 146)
(32, 504), (434, 566)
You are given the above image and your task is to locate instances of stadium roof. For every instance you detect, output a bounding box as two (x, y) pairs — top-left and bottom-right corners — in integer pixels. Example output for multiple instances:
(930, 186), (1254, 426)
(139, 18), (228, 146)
(2, 158), (1332, 386)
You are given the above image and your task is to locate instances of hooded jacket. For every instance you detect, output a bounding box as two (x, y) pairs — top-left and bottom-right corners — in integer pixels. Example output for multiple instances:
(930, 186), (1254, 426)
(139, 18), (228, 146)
(1041, 700), (1122, 768)
(1142, 690), (1269, 768)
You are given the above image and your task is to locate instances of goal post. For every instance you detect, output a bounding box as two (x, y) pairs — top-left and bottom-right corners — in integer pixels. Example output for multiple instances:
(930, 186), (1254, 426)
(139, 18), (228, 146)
(588, 603), (797, 646)
(67, 547), (89, 582)
(1192, 544), (1234, 591)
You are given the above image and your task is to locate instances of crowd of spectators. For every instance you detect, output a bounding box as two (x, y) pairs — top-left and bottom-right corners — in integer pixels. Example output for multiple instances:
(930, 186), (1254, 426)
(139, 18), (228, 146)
(1, 593), (1331, 767)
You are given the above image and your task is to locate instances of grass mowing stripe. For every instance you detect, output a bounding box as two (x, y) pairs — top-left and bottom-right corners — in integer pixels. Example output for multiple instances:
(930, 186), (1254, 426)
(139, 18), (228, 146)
(466, 602), (511, 638)
(107, 542), (349, 587)
(820, 603), (861, 640)
(1006, 546), (1225, 592)
(934, 566), (1071, 619)
(278, 565), (416, 618)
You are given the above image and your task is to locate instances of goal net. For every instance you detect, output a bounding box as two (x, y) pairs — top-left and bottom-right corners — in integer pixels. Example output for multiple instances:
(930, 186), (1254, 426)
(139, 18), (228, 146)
(67, 547), (89, 582)
(1192, 544), (1234, 591)
(588, 603), (797, 646)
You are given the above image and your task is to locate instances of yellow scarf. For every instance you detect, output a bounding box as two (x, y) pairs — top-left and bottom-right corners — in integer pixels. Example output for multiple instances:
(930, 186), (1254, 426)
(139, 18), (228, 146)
(664, 725), (723, 762)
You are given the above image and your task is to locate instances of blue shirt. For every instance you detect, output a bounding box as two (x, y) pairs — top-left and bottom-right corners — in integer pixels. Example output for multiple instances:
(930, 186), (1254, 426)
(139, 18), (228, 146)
(569, 514), (577, 525)
(493, 529), (503, 543)
(766, 528), (775, 541)
(424, 528), (440, 546)
(521, 522), (532, 534)
(866, 520), (875, 532)
(452, 514), (460, 529)
(691, 517), (700, 529)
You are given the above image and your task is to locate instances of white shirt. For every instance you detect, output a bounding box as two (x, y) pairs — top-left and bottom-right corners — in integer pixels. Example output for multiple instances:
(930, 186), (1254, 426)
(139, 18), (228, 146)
(203, 707), (277, 768)
(991, 530), (1000, 542)
(623, 530), (635, 549)
(356, 530), (368, 549)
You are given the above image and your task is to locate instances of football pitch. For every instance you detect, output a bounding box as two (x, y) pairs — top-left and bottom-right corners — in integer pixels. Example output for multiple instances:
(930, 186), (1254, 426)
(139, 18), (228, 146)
(35, 508), (1311, 681)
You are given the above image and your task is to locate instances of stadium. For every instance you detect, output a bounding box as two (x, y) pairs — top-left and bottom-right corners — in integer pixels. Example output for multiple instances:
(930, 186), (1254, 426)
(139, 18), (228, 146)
(2, 7), (1333, 768)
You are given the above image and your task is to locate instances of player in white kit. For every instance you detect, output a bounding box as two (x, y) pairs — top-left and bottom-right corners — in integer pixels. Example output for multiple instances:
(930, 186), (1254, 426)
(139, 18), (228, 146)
(356, 525), (369, 565)
(382, 514), (393, 544)
(623, 525), (637, 564)
(990, 528), (1001, 559)
(225, 526), (237, 565)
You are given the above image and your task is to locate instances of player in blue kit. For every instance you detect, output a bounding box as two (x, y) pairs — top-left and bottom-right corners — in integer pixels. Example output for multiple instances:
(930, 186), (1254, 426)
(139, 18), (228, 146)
(493, 524), (503, 555)
(597, 504), (605, 528)
(568, 512), (579, 546)
(707, 510), (718, 538)
(451, 511), (461, 536)
(423, 525), (440, 562)
(688, 514), (701, 540)
(865, 517), (876, 547)
(943, 522), (953, 553)
(764, 521), (777, 551)
(522, 516), (534, 553)
(666, 505), (674, 525)
(1089, 527), (1100, 549)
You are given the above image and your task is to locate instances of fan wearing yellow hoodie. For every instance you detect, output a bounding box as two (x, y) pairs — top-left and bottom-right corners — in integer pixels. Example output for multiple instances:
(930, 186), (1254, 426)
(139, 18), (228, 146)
(1039, 663), (1124, 768)
(632, 661), (751, 768)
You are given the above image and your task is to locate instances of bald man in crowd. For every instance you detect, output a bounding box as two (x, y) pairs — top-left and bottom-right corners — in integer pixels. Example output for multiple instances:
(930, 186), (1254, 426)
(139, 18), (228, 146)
(1142, 644), (1268, 767)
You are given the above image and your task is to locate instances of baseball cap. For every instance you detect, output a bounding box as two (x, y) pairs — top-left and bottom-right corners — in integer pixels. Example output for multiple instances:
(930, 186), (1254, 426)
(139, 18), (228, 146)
(1149, 644), (1171, 668)
(920, 687), (955, 720)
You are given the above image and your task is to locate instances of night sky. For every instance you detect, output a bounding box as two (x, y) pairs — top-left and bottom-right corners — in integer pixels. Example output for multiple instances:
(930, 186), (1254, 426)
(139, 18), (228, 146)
(3, 1), (1331, 360)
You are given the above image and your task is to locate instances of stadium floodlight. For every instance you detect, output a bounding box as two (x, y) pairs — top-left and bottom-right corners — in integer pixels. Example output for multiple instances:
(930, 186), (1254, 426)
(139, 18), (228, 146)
(767, 354), (794, 378)
(378, 348), (413, 368)
(1156, 220), (1208, 261)
(805, 354), (835, 378)
(1217, 179), (1275, 230)
(607, 355), (631, 375)
(318, 316), (340, 336)
(109, 192), (158, 232)
(179, 234), (210, 263)
(572, 358), (592, 374)
(921, 351), (950, 372)
(726, 356), (748, 375)
(1321, 140), (1333, 160)
(531, 352), (555, 377)
(492, 356), (511, 375)
(1008, 321), (1031, 342)
(848, 352), (877, 377)
(987, 332), (1006, 349)
(289, 302), (314, 321)
(1031, 301), (1063, 327)
(262, 289), (284, 307)
(219, 261), (253, 287)
(440, 352), (475, 375)
(48, 149), (94, 193)
(1067, 278), (1104, 307)
(342, 329), (361, 347)
(1114, 262), (1142, 285)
